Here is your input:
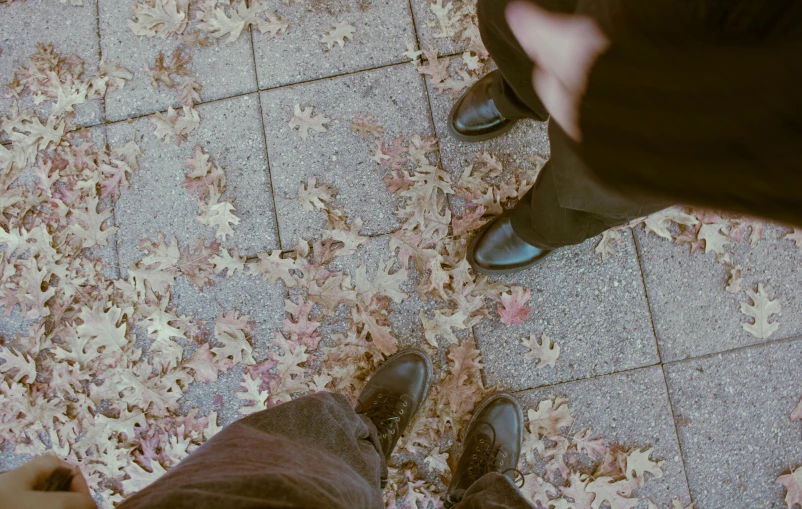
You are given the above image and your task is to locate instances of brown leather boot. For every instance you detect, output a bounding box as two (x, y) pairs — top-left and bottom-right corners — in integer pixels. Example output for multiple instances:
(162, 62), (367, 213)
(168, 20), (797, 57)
(445, 393), (525, 506)
(355, 349), (433, 460)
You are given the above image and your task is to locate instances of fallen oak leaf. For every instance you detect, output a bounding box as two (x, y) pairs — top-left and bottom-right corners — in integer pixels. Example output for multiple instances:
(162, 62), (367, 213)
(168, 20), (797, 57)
(697, 222), (730, 255)
(288, 104), (329, 140)
(671, 498), (695, 509)
(586, 476), (638, 509)
(196, 0), (272, 43)
(778, 467), (802, 509)
(211, 247), (245, 277)
(420, 309), (468, 347)
(498, 286), (532, 325)
(298, 176), (335, 211)
(248, 250), (298, 287)
(197, 199), (240, 241)
(740, 283), (781, 339)
(792, 397), (802, 421)
(595, 227), (624, 261)
(785, 227), (802, 249)
(521, 333), (560, 368)
(642, 207), (698, 240)
(128, 0), (188, 38)
(321, 21), (355, 49)
(351, 113), (385, 139)
(625, 447), (664, 487)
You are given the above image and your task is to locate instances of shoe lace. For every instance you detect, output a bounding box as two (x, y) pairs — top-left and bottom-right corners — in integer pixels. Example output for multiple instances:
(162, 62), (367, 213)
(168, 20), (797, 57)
(360, 393), (408, 440)
(465, 427), (526, 487)
(444, 427), (525, 508)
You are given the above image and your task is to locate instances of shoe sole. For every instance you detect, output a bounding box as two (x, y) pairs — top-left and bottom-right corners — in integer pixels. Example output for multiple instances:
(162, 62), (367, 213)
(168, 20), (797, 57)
(372, 348), (435, 410)
(465, 215), (548, 276)
(447, 90), (517, 143)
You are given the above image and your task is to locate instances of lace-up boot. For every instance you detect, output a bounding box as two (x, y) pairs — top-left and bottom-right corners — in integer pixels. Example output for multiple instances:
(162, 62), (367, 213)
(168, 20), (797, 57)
(355, 349), (433, 460)
(445, 393), (524, 507)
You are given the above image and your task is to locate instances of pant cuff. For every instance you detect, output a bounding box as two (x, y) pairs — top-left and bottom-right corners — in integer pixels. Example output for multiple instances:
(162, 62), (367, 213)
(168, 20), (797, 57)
(490, 70), (541, 121)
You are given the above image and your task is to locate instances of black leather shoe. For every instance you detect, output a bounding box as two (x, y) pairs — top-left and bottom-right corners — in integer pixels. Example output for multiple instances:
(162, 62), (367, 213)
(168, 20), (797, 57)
(445, 393), (524, 506)
(467, 211), (552, 275)
(449, 71), (516, 142)
(355, 349), (433, 460)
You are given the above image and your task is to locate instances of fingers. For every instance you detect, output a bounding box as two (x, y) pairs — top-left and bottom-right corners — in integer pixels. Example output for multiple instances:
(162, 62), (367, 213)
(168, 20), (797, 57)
(506, 1), (568, 68)
(505, 1), (610, 90)
(69, 470), (92, 496)
(0, 455), (72, 490)
(531, 68), (583, 141)
(13, 491), (97, 509)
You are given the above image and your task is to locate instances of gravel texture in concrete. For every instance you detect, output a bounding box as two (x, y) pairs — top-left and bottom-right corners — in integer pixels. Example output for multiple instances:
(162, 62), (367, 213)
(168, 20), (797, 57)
(260, 63), (433, 248)
(664, 338), (802, 509)
(517, 365), (692, 508)
(108, 93), (279, 270)
(99, 0), (257, 121)
(475, 229), (659, 391)
(252, 0), (416, 89)
(0, 0), (103, 135)
(636, 223), (802, 361)
(425, 58), (550, 183)
(408, 0), (468, 58)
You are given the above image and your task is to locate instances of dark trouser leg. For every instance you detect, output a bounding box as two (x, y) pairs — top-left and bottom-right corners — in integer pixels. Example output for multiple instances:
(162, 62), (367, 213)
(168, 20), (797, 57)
(479, 0), (669, 249)
(509, 160), (638, 250)
(116, 392), (386, 509)
(454, 473), (535, 509)
(479, 0), (577, 121)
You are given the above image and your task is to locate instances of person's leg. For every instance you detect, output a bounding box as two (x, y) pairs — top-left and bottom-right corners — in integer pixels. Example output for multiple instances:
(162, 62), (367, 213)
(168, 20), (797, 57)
(449, 0), (567, 142)
(478, 0), (578, 120)
(455, 473), (535, 509)
(116, 392), (387, 509)
(509, 160), (628, 250)
(445, 393), (529, 508)
(116, 349), (433, 509)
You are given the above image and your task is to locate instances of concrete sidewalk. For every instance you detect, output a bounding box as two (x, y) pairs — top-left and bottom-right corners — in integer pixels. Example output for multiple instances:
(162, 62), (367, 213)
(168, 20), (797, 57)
(1, 1), (800, 508)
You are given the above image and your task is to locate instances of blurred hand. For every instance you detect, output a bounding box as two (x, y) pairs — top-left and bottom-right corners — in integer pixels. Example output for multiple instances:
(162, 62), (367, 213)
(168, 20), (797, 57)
(505, 1), (610, 141)
(0, 455), (96, 509)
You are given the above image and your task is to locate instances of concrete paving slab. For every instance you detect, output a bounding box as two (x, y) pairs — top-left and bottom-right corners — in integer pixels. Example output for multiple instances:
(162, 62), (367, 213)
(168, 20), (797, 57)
(260, 63), (433, 248)
(99, 0), (257, 121)
(517, 365), (691, 508)
(474, 228), (659, 391)
(423, 57), (549, 212)
(326, 234), (441, 351)
(108, 93), (279, 270)
(409, 0), (469, 57)
(252, 0), (416, 90)
(0, 0), (103, 133)
(664, 338), (802, 509)
(635, 223), (802, 362)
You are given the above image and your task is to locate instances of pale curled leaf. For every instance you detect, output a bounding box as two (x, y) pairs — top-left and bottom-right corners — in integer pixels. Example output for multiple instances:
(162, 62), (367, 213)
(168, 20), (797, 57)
(128, 0), (188, 38)
(289, 104), (329, 140)
(298, 176), (335, 211)
(778, 467), (802, 509)
(421, 309), (467, 347)
(321, 21), (355, 49)
(740, 283), (781, 339)
(521, 333), (560, 368)
(197, 200), (240, 241)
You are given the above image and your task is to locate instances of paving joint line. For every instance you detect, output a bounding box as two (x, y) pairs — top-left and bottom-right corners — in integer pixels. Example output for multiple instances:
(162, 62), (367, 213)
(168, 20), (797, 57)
(95, 50), (464, 127)
(247, 25), (288, 269)
(506, 361), (663, 395)
(661, 332), (802, 366)
(94, 0), (108, 124)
